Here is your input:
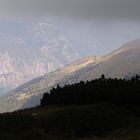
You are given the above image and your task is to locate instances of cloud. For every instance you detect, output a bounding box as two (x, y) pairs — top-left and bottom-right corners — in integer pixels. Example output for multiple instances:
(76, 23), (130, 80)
(0, 0), (140, 20)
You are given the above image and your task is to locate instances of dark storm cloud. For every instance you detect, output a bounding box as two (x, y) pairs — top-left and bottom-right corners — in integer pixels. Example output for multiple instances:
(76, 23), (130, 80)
(0, 0), (140, 20)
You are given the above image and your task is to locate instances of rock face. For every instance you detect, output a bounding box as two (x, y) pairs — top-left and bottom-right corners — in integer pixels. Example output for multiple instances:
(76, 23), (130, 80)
(0, 39), (140, 113)
(0, 22), (80, 94)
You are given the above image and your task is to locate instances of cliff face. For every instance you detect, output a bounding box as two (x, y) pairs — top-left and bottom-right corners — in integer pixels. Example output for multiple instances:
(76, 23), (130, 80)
(0, 51), (45, 92)
(0, 22), (80, 94)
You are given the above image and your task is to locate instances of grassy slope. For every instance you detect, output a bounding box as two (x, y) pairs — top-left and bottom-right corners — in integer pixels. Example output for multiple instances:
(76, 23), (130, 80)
(0, 103), (140, 140)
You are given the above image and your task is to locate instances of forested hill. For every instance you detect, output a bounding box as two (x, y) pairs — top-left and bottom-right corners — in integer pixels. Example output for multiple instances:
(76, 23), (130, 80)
(41, 75), (140, 106)
(0, 75), (140, 140)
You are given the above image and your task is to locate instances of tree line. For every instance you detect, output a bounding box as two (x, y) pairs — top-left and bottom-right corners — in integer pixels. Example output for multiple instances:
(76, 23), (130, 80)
(40, 75), (140, 106)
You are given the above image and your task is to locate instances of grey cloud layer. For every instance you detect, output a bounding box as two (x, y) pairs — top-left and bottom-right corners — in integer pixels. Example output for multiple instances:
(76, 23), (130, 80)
(0, 0), (140, 20)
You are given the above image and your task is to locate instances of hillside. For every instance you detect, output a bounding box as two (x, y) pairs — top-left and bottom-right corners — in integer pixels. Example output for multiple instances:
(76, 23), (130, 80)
(0, 39), (140, 112)
(1, 104), (140, 140)
(0, 77), (140, 140)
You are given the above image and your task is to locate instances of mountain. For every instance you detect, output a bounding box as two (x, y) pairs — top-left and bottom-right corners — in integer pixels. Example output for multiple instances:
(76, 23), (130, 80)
(0, 39), (140, 113)
(0, 22), (80, 94)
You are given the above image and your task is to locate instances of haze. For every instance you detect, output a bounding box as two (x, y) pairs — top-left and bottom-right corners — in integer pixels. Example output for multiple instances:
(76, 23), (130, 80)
(0, 0), (140, 56)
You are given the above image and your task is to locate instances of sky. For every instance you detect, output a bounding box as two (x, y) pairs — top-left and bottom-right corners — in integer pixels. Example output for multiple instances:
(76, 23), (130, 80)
(0, 0), (140, 56)
(0, 0), (140, 20)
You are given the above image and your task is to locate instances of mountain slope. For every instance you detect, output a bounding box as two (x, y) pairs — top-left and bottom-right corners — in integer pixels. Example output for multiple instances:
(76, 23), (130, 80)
(78, 39), (140, 80)
(0, 39), (140, 113)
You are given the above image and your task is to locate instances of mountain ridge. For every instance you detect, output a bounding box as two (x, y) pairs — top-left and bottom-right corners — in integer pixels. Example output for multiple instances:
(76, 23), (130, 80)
(0, 39), (140, 113)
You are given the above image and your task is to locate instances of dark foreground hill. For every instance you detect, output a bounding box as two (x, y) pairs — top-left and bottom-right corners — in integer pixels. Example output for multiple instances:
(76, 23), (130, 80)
(0, 76), (140, 140)
(1, 103), (140, 140)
